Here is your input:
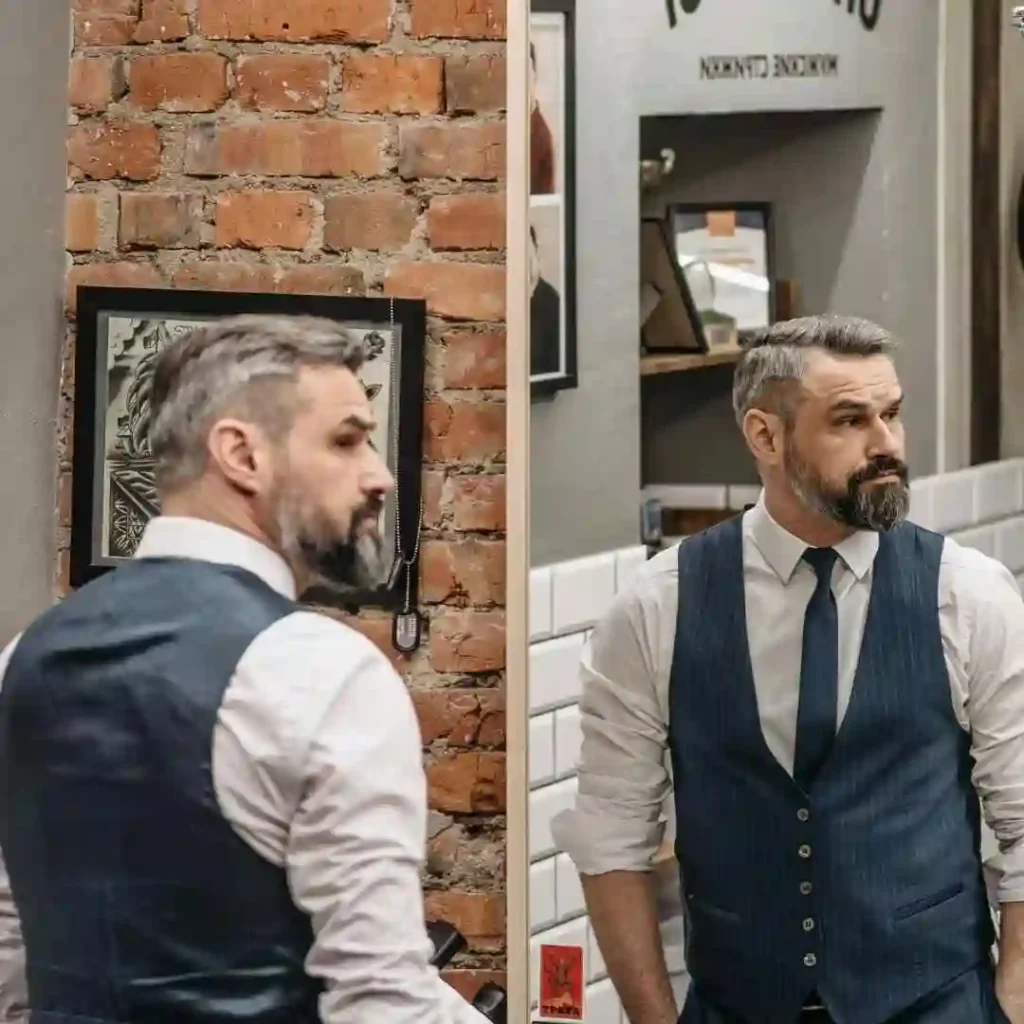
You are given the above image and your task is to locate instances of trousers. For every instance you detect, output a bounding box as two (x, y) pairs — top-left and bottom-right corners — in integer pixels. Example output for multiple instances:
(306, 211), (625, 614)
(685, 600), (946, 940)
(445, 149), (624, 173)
(678, 963), (1009, 1024)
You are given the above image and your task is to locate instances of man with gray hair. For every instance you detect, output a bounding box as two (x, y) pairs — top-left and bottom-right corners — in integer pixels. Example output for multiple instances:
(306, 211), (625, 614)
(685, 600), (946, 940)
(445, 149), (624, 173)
(0, 316), (488, 1024)
(553, 315), (1024, 1022)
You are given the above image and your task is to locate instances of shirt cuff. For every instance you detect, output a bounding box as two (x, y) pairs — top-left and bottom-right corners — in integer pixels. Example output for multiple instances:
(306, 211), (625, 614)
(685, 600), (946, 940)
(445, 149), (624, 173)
(551, 807), (665, 875)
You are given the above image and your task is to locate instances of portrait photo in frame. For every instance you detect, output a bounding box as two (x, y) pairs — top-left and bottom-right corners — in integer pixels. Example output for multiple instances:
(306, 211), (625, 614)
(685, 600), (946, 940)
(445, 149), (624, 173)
(530, 0), (577, 396)
(70, 286), (427, 611)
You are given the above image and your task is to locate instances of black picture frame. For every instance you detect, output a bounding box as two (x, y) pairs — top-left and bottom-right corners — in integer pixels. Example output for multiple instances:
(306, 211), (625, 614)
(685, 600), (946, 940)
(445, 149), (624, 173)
(668, 202), (777, 345)
(529, 0), (578, 398)
(640, 216), (707, 354)
(71, 285), (427, 613)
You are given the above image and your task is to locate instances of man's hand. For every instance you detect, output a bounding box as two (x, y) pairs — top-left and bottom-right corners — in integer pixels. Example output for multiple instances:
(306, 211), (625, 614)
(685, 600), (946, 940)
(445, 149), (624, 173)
(998, 903), (1024, 1022)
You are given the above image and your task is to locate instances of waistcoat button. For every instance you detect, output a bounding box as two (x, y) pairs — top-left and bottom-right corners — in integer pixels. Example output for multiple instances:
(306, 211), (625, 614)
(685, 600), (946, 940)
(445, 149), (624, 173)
(803, 917), (815, 931)
(797, 808), (810, 821)
(798, 844), (812, 858)
(800, 881), (813, 895)
(804, 953), (817, 967)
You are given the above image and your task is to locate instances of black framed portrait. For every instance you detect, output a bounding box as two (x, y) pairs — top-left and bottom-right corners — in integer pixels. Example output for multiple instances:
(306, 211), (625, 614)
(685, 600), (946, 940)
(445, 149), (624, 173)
(530, 0), (578, 397)
(71, 286), (427, 611)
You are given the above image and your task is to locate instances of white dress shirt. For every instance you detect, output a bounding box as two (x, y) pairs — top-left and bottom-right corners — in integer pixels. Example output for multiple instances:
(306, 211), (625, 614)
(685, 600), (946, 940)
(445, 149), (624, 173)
(551, 500), (1024, 906)
(0, 517), (488, 1024)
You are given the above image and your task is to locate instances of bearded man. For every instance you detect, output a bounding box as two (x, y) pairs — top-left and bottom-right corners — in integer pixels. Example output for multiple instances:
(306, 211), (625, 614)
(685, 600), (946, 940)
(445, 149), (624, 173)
(553, 315), (1024, 1023)
(0, 316), (487, 1024)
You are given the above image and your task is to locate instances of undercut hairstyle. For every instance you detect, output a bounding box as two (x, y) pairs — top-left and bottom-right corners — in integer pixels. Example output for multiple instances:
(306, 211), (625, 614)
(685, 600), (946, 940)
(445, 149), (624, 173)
(148, 314), (368, 493)
(731, 315), (897, 426)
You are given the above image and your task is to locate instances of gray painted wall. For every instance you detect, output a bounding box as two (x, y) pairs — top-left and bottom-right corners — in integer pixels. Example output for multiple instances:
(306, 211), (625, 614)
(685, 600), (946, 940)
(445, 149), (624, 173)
(0, 3), (70, 637)
(531, 0), (941, 565)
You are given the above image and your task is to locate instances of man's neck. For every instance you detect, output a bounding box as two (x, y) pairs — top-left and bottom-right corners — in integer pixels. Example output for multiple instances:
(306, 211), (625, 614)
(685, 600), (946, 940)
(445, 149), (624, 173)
(762, 488), (856, 549)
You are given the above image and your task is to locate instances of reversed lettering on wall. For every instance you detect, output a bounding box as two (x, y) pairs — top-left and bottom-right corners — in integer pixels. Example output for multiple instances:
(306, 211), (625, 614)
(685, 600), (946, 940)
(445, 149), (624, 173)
(698, 53), (839, 80)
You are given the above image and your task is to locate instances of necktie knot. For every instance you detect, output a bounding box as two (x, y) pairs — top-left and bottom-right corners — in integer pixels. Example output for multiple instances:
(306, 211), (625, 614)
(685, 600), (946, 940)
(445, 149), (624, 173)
(803, 547), (838, 587)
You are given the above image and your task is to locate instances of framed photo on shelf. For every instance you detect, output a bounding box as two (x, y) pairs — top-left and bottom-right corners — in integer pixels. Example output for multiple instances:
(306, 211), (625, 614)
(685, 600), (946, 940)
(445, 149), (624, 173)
(640, 217), (706, 354)
(669, 202), (776, 351)
(70, 285), (427, 611)
(530, 0), (577, 397)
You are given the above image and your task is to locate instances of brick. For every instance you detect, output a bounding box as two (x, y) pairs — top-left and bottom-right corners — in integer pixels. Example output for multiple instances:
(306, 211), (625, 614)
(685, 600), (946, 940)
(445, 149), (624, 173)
(409, 0), (505, 39)
(423, 399), (505, 462)
(215, 191), (314, 250)
(172, 261), (276, 292)
(74, 13), (136, 45)
(413, 689), (504, 747)
(424, 892), (505, 952)
(340, 54), (442, 115)
(185, 120), (387, 178)
(436, 328), (505, 389)
(275, 263), (365, 295)
(235, 54), (330, 112)
(427, 193), (504, 251)
(324, 192), (417, 252)
(426, 750), (506, 811)
(385, 262), (505, 322)
(421, 539), (504, 607)
(66, 261), (162, 315)
(68, 122), (161, 182)
(197, 0), (390, 42)
(445, 55), (506, 114)
(66, 194), (101, 252)
(399, 122), (505, 181)
(128, 53), (229, 113)
(72, 0), (138, 11)
(68, 56), (124, 114)
(449, 474), (506, 532)
(119, 192), (201, 248)
(133, 0), (190, 41)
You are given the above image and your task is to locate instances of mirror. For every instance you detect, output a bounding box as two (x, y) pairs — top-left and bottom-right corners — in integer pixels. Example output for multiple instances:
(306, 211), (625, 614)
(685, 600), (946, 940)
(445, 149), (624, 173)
(522, 1), (979, 1021)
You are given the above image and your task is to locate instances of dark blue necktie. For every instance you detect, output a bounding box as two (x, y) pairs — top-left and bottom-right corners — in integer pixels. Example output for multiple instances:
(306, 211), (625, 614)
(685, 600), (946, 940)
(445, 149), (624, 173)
(793, 547), (839, 789)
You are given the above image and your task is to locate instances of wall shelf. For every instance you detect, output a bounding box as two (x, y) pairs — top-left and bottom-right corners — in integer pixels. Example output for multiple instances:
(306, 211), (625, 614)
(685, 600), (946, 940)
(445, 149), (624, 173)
(640, 348), (742, 377)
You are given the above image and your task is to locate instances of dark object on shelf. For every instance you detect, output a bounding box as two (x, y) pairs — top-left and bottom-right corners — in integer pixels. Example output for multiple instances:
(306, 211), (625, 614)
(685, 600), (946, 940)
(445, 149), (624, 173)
(428, 920), (508, 1022)
(71, 286), (427, 613)
(640, 216), (707, 354)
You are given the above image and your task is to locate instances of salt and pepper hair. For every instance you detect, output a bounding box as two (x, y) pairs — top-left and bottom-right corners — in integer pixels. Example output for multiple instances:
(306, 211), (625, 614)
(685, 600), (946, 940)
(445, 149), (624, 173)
(148, 315), (368, 493)
(731, 314), (897, 426)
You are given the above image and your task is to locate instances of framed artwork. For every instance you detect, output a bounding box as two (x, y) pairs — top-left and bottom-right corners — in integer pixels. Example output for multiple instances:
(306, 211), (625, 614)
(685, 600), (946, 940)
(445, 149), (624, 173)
(71, 286), (427, 611)
(530, 0), (578, 397)
(669, 202), (776, 351)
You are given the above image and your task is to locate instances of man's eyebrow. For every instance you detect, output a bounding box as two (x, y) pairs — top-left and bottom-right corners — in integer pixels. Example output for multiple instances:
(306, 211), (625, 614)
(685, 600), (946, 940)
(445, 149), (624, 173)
(828, 393), (903, 415)
(339, 413), (377, 432)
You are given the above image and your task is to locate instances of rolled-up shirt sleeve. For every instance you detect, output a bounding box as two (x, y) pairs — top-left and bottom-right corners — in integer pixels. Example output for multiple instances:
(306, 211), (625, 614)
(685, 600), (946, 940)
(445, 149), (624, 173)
(551, 573), (673, 875)
(950, 547), (1024, 904)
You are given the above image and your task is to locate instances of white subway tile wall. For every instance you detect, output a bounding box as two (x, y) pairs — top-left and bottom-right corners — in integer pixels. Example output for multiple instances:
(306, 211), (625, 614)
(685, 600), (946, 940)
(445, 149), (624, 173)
(528, 460), (1024, 1018)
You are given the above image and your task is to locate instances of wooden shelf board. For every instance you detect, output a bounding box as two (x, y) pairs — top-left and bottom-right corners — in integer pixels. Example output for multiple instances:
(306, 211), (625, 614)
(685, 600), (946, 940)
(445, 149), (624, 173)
(641, 348), (742, 376)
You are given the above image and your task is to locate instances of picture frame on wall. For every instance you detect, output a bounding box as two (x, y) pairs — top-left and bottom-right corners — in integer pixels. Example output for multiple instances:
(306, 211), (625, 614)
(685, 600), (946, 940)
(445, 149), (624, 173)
(70, 286), (427, 611)
(530, 0), (578, 397)
(669, 202), (776, 352)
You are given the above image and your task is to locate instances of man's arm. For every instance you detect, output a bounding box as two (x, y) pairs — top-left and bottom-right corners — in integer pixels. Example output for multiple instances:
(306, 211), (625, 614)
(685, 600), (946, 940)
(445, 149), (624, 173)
(949, 547), (1024, 1020)
(0, 636), (25, 1022)
(550, 565), (677, 1024)
(284, 636), (487, 1024)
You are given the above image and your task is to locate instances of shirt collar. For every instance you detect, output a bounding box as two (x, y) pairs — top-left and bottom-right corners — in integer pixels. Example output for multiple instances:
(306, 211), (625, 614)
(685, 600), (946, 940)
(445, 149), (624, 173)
(746, 496), (878, 584)
(134, 516), (297, 600)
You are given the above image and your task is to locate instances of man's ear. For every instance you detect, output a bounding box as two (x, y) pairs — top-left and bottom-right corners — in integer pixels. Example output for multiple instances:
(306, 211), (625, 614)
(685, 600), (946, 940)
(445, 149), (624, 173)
(206, 418), (272, 497)
(741, 407), (786, 468)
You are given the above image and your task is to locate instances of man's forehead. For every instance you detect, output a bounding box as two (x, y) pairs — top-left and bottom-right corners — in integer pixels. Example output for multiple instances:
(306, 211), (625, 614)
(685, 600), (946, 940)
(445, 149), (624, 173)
(801, 350), (900, 402)
(295, 365), (374, 422)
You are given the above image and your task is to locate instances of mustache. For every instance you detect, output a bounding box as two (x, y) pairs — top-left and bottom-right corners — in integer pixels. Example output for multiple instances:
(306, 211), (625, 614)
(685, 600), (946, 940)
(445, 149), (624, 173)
(353, 496), (384, 525)
(851, 457), (908, 485)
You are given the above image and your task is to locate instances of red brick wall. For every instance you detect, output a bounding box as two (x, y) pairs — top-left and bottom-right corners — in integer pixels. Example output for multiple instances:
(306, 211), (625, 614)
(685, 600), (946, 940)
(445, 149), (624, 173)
(63, 0), (508, 995)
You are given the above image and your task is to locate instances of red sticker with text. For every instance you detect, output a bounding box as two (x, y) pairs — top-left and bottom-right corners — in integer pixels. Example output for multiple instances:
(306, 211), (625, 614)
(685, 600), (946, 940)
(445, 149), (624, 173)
(537, 943), (585, 1021)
